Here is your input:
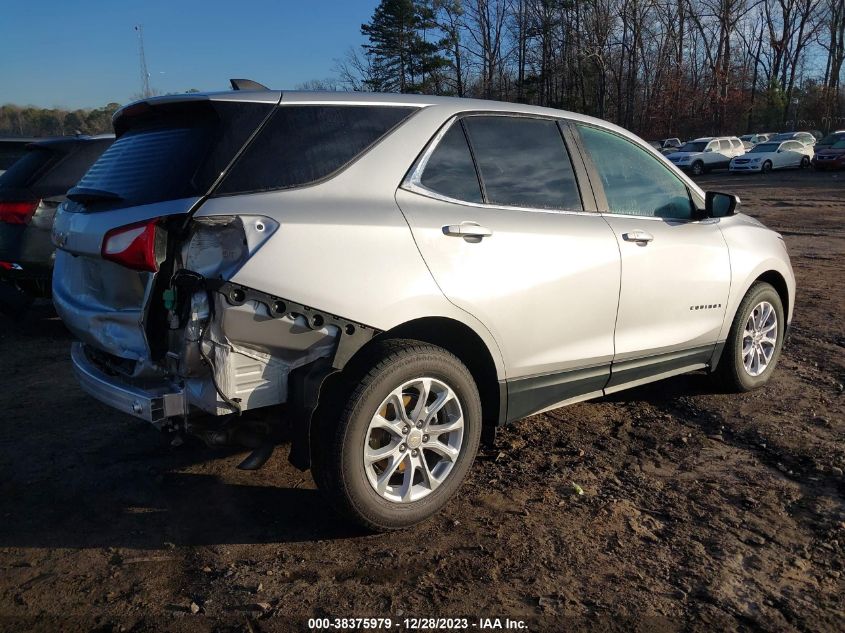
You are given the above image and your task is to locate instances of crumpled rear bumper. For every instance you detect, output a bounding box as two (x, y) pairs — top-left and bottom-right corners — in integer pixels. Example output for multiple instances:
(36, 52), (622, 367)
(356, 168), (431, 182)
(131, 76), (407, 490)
(71, 342), (187, 424)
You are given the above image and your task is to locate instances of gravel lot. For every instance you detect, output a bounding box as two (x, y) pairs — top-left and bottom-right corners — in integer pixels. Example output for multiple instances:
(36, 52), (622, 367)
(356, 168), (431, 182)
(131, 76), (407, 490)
(0, 169), (843, 632)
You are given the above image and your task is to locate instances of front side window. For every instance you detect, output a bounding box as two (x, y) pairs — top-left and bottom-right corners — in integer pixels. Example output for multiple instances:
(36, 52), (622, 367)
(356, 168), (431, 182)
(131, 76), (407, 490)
(419, 122), (482, 203)
(576, 124), (693, 220)
(462, 116), (582, 210)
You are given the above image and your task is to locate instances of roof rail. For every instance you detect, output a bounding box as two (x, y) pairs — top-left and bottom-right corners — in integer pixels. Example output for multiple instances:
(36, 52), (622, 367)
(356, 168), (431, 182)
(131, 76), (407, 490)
(230, 78), (269, 91)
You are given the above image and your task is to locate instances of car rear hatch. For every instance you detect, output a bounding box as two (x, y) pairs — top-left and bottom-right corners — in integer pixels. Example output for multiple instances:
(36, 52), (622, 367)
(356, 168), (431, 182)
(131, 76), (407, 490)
(52, 93), (279, 373)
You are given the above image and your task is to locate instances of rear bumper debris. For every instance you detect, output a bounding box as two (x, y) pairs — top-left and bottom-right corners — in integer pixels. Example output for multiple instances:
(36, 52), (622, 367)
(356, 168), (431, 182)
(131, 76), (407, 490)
(71, 342), (187, 424)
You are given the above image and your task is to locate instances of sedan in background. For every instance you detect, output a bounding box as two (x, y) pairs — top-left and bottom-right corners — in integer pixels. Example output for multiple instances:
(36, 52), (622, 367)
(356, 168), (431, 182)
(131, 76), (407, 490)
(813, 131), (845, 154)
(729, 140), (812, 173)
(770, 131), (816, 147)
(0, 135), (114, 316)
(739, 133), (774, 148)
(812, 139), (845, 170)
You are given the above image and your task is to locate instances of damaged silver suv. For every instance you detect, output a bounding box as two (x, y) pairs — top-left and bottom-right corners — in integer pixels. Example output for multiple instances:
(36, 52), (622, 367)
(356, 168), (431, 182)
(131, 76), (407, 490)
(52, 82), (795, 530)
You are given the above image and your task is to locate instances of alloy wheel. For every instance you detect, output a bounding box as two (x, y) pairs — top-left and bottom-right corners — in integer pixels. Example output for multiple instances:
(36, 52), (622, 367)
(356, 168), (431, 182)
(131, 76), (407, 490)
(742, 301), (778, 377)
(363, 377), (464, 503)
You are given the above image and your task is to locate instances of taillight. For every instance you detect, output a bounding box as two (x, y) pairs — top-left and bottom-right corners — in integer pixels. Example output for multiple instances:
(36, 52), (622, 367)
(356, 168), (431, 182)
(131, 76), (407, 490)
(0, 200), (40, 225)
(101, 220), (161, 272)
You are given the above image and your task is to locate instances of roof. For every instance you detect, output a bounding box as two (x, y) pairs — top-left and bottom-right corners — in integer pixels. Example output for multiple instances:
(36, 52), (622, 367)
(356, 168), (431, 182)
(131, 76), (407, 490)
(116, 88), (639, 146)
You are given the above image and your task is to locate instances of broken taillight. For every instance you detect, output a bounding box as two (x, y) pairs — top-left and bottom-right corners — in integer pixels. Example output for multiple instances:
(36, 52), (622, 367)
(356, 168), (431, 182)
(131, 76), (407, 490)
(101, 220), (161, 272)
(0, 200), (40, 225)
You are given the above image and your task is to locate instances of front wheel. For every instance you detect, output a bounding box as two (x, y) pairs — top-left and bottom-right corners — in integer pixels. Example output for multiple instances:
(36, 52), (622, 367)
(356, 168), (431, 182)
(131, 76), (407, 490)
(312, 340), (482, 531)
(691, 160), (704, 176)
(761, 160), (773, 174)
(714, 282), (785, 392)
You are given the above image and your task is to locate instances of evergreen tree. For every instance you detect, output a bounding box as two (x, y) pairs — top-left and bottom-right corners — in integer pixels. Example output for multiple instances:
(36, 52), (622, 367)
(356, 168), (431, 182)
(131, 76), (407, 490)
(361, 0), (447, 93)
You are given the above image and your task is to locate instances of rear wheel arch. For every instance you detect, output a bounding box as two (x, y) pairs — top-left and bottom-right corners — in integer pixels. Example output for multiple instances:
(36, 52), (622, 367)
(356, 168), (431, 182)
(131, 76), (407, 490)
(368, 317), (503, 435)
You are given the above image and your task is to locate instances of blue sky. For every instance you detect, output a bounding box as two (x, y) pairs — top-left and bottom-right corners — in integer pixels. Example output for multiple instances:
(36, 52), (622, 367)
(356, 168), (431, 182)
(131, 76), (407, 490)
(0, 0), (380, 109)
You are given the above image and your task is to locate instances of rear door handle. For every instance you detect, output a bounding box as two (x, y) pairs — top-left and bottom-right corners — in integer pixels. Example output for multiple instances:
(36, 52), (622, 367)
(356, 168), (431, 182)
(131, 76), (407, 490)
(623, 230), (654, 244)
(443, 223), (493, 238)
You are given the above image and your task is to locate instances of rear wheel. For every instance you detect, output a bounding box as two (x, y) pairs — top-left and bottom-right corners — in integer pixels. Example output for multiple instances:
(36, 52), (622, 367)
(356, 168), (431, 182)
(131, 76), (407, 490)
(714, 282), (785, 392)
(800, 156), (810, 168)
(312, 340), (482, 531)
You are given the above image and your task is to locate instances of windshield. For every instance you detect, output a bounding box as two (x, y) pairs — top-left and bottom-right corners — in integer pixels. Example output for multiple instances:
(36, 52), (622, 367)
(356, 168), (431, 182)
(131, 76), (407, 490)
(678, 142), (707, 152)
(749, 143), (778, 153)
(740, 135), (753, 141)
(771, 133), (793, 142)
(831, 140), (845, 149)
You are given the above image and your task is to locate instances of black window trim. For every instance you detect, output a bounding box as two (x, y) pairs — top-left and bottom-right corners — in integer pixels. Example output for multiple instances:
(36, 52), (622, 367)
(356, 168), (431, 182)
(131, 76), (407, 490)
(403, 111), (595, 216)
(211, 102), (424, 198)
(571, 121), (705, 224)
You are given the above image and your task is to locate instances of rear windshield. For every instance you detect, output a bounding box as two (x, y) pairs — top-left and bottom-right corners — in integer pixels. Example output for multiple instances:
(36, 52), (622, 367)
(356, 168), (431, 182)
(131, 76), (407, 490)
(215, 105), (417, 195)
(0, 147), (55, 192)
(68, 100), (274, 210)
(0, 141), (32, 171)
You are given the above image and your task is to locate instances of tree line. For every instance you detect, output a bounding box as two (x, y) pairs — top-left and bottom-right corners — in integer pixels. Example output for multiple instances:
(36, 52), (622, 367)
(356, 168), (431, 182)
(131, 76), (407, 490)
(333, 0), (845, 138)
(0, 103), (121, 138)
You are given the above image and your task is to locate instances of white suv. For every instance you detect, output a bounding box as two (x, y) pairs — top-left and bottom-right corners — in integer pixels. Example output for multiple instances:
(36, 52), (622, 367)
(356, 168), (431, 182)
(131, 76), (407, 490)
(52, 86), (795, 530)
(667, 136), (745, 175)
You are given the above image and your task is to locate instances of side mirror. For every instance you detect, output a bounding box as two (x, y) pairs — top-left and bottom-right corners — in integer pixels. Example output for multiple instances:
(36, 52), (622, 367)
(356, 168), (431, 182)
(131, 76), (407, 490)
(705, 191), (739, 218)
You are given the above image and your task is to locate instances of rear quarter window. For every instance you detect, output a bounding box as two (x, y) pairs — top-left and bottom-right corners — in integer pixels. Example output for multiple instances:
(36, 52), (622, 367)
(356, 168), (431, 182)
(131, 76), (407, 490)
(215, 105), (417, 195)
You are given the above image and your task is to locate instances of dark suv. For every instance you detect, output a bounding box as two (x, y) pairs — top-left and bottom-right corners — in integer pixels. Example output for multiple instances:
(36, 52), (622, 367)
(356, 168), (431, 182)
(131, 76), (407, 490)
(0, 135), (113, 315)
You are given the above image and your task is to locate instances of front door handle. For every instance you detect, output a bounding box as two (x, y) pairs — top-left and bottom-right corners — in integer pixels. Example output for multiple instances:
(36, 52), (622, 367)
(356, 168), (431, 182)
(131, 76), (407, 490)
(623, 230), (654, 244)
(443, 223), (493, 239)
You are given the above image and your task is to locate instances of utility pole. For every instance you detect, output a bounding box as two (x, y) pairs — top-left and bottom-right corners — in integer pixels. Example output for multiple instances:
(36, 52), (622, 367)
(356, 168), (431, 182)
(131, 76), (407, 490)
(134, 25), (153, 98)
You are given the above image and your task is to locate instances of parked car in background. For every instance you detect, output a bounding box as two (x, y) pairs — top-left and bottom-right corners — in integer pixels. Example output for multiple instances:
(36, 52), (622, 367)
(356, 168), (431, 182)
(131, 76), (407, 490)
(666, 136), (745, 175)
(813, 131), (845, 153)
(729, 140), (812, 173)
(649, 138), (683, 154)
(771, 132), (816, 147)
(0, 135), (113, 315)
(809, 130), (824, 141)
(51, 86), (794, 530)
(739, 133), (774, 148)
(812, 139), (845, 170)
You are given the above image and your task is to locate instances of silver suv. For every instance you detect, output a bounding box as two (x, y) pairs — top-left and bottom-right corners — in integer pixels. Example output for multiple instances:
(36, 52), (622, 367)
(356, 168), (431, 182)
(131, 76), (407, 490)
(52, 85), (795, 530)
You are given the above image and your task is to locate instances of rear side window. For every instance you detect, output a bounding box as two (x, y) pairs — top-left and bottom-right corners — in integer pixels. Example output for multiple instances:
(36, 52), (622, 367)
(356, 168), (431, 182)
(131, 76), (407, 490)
(719, 139), (732, 151)
(462, 116), (581, 210)
(419, 122), (482, 203)
(216, 105), (416, 195)
(69, 100), (274, 210)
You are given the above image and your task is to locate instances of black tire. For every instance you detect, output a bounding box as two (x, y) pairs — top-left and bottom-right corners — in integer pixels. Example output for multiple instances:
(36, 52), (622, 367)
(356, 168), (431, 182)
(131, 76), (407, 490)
(714, 282), (785, 392)
(761, 160), (773, 174)
(691, 160), (704, 176)
(311, 339), (482, 531)
(800, 156), (810, 169)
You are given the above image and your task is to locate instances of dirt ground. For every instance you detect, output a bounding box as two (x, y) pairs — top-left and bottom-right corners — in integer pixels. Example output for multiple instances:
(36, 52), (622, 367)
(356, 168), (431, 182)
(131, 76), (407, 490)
(0, 169), (843, 633)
